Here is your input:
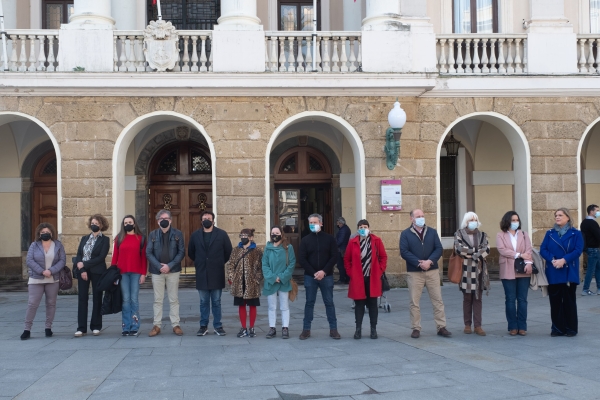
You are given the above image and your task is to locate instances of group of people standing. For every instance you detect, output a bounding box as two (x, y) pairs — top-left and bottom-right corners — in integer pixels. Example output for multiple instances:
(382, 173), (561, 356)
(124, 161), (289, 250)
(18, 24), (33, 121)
(21, 203), (595, 340)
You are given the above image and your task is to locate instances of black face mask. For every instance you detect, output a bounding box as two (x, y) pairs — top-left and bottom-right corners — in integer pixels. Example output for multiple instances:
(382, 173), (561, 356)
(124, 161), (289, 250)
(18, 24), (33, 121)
(40, 233), (52, 241)
(240, 238), (250, 246)
(124, 224), (135, 232)
(91, 225), (100, 233)
(202, 220), (213, 229)
(159, 220), (170, 229)
(271, 235), (282, 243)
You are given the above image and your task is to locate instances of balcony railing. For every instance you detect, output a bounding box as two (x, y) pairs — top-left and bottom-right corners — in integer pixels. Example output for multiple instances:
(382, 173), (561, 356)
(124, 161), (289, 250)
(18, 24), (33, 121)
(0, 30), (60, 72)
(577, 35), (600, 73)
(437, 34), (528, 75)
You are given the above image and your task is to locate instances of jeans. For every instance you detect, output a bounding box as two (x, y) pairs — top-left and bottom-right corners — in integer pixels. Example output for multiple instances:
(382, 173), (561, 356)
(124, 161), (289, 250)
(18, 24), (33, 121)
(583, 248), (600, 291)
(337, 251), (348, 282)
(267, 291), (290, 328)
(152, 272), (181, 327)
(121, 273), (141, 332)
(77, 272), (103, 332)
(303, 275), (337, 330)
(198, 289), (222, 328)
(501, 277), (530, 331)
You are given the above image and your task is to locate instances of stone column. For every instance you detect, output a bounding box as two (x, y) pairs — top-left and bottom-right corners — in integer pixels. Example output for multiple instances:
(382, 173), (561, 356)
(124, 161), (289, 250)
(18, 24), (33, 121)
(526, 0), (576, 73)
(111, 0), (137, 30)
(362, 0), (402, 30)
(212, 0), (265, 72)
(343, 0), (362, 31)
(2, 0), (17, 29)
(69, 0), (115, 26)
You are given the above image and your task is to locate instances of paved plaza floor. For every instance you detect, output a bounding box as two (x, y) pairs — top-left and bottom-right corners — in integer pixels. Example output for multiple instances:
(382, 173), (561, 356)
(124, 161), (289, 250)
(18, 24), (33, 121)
(1, 281), (600, 400)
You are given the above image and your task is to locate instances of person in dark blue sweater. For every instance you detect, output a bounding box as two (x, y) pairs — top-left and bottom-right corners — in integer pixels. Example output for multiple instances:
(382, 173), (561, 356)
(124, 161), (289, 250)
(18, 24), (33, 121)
(335, 217), (351, 284)
(580, 204), (600, 296)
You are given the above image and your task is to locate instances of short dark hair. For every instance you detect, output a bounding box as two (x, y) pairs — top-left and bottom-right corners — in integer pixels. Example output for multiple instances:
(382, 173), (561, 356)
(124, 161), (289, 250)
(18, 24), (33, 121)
(88, 214), (109, 232)
(35, 223), (57, 241)
(500, 211), (520, 232)
(357, 219), (370, 228)
(201, 211), (215, 220)
(240, 228), (255, 236)
(587, 204), (599, 215)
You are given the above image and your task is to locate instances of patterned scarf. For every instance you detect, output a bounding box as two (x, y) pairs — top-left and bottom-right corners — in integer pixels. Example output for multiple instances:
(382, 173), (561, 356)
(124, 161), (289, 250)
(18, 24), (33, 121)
(455, 229), (490, 298)
(360, 235), (372, 277)
(83, 233), (102, 262)
(553, 223), (571, 237)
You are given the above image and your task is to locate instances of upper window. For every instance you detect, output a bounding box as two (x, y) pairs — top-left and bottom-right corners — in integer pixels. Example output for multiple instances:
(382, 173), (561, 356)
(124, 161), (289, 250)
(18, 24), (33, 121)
(278, 0), (320, 31)
(453, 0), (498, 33)
(147, 0), (220, 30)
(592, 0), (600, 33)
(42, 0), (74, 29)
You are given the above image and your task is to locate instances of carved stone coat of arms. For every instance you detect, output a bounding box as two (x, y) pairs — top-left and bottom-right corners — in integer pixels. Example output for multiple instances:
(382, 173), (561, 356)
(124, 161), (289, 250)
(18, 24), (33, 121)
(143, 20), (180, 72)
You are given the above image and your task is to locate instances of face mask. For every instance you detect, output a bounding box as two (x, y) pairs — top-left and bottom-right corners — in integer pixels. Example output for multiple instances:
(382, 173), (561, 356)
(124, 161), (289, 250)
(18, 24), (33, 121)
(595, 211), (600, 219)
(124, 224), (134, 232)
(510, 222), (519, 231)
(467, 221), (478, 231)
(40, 233), (51, 241)
(358, 228), (370, 237)
(240, 238), (250, 246)
(202, 220), (213, 229)
(415, 217), (425, 228)
(309, 224), (321, 233)
(159, 220), (170, 229)
(271, 235), (282, 243)
(91, 225), (100, 233)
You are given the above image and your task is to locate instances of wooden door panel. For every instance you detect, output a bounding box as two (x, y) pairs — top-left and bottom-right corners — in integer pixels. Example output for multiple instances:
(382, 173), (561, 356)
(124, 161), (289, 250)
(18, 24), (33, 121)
(32, 187), (57, 241)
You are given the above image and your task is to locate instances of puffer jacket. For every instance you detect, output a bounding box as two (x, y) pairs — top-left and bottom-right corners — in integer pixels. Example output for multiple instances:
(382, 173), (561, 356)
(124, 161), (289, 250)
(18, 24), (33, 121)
(26, 240), (66, 281)
(227, 243), (263, 299)
(262, 242), (296, 296)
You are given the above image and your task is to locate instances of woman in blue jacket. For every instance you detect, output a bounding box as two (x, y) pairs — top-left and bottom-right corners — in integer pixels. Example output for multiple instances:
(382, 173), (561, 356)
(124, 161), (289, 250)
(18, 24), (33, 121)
(540, 208), (583, 337)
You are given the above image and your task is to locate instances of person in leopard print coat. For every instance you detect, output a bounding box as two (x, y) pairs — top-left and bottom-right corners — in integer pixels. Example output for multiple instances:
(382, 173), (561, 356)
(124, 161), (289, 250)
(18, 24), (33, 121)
(226, 228), (263, 338)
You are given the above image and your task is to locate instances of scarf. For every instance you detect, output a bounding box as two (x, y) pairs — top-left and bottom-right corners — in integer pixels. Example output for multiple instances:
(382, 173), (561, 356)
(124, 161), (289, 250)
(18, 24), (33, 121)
(455, 228), (490, 298)
(359, 235), (372, 277)
(553, 223), (571, 237)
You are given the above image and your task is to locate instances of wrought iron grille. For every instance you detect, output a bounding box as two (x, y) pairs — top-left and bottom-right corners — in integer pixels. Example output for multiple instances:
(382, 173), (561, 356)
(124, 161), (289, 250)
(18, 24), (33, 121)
(147, 0), (220, 30)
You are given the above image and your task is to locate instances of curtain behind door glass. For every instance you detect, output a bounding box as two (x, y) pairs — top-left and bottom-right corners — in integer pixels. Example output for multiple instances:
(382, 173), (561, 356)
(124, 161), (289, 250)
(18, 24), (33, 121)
(281, 5), (297, 30)
(476, 0), (493, 33)
(454, 0), (471, 33)
(592, 0), (600, 33)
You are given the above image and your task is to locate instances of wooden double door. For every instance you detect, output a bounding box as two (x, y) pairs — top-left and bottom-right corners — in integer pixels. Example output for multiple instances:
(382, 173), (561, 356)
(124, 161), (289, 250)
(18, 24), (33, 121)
(32, 152), (57, 241)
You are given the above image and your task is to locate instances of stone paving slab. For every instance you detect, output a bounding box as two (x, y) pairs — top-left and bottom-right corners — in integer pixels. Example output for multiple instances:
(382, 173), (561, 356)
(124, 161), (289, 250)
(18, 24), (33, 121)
(1, 281), (599, 399)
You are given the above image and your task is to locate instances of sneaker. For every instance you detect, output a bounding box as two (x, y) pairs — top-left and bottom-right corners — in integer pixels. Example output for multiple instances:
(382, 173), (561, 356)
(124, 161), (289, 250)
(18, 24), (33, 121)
(20, 330), (30, 340)
(45, 329), (53, 337)
(299, 329), (311, 340)
(148, 326), (161, 337)
(248, 328), (256, 338)
(74, 331), (85, 337)
(437, 327), (452, 337)
(214, 327), (227, 336)
(196, 326), (208, 336)
(582, 289), (595, 296)
(122, 331), (129, 336)
(266, 327), (276, 339)
(129, 331), (139, 337)
(237, 328), (248, 337)
(282, 327), (289, 339)
(92, 330), (100, 336)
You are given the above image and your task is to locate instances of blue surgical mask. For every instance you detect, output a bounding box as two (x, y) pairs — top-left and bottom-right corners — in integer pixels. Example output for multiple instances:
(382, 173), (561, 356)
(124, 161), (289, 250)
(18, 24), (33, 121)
(309, 224), (321, 233)
(358, 228), (370, 237)
(510, 222), (519, 231)
(595, 211), (600, 219)
(415, 217), (425, 228)
(467, 221), (478, 231)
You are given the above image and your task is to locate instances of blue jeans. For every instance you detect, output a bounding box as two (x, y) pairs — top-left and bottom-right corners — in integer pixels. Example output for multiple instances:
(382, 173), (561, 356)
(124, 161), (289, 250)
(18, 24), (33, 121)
(198, 289), (222, 328)
(501, 277), (530, 331)
(121, 273), (141, 332)
(583, 248), (600, 291)
(303, 275), (337, 330)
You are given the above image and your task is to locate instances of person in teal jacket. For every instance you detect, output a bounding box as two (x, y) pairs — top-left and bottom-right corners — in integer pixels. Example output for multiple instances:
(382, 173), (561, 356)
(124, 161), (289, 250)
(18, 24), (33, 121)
(262, 226), (296, 339)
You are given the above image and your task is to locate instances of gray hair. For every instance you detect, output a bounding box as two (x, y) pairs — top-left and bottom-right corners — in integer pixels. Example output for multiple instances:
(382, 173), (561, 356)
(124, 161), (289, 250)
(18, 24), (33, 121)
(308, 214), (323, 223)
(155, 209), (172, 220)
(337, 217), (346, 225)
(460, 211), (481, 230)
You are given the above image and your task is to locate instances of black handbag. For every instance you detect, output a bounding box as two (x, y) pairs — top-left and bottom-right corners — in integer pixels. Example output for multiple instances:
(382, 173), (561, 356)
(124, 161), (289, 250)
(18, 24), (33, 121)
(514, 257), (527, 274)
(381, 273), (391, 292)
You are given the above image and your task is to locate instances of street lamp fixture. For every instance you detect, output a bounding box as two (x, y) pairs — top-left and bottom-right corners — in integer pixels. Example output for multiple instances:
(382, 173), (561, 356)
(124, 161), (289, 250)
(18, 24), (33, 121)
(443, 131), (461, 157)
(385, 99), (406, 170)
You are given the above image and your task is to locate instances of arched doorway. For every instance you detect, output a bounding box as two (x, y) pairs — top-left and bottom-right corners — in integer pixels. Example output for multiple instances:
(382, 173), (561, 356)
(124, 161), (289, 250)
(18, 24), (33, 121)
(31, 151), (58, 241)
(273, 145), (333, 259)
(148, 140), (212, 273)
(578, 118), (600, 224)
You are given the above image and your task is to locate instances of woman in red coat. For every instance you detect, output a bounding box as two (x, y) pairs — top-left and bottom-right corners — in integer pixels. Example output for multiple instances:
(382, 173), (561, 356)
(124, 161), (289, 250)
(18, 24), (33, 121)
(344, 219), (387, 340)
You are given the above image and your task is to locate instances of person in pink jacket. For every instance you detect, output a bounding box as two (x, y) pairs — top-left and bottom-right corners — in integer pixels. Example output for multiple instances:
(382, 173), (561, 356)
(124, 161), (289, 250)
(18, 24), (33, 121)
(496, 211), (534, 336)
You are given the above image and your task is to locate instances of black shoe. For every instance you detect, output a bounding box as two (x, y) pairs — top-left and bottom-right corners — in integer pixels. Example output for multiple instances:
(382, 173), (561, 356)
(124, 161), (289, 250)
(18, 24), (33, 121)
(20, 330), (30, 340)
(370, 327), (378, 339)
(122, 331), (129, 336)
(282, 327), (289, 339)
(197, 326), (208, 336)
(266, 327), (276, 339)
(248, 328), (256, 338)
(237, 328), (248, 338)
(551, 331), (564, 337)
(129, 331), (138, 337)
(354, 327), (362, 340)
(45, 329), (53, 337)
(214, 327), (227, 336)
(566, 332), (577, 337)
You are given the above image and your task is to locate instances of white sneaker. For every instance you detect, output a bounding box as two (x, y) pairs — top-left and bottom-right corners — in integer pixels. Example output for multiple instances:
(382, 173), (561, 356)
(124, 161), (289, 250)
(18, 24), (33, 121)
(74, 331), (85, 337)
(92, 330), (100, 336)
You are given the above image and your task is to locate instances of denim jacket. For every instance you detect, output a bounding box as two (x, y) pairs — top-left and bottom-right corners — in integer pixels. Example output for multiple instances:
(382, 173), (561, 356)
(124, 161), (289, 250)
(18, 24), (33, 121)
(146, 227), (185, 274)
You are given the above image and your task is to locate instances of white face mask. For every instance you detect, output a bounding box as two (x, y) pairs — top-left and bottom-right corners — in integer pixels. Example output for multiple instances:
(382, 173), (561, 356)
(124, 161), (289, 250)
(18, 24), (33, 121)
(414, 217), (425, 228)
(510, 222), (519, 231)
(358, 228), (370, 237)
(595, 211), (600, 219)
(467, 221), (479, 231)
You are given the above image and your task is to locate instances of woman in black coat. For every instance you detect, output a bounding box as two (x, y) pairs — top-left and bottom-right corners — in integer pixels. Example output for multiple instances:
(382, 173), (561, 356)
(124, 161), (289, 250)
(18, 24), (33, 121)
(74, 214), (110, 337)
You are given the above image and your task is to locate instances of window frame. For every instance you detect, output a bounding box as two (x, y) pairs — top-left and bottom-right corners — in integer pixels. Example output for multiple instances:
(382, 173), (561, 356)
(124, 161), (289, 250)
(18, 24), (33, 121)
(452, 0), (499, 34)
(42, 0), (73, 29)
(147, 0), (221, 30)
(277, 0), (321, 32)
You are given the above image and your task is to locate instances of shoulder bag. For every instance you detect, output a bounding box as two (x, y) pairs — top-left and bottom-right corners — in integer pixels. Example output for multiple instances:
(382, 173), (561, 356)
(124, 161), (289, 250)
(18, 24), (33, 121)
(59, 265), (73, 290)
(448, 251), (463, 284)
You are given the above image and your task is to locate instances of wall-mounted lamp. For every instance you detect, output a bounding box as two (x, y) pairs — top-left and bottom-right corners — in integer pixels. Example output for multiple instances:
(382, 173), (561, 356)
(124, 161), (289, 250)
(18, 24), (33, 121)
(443, 131), (461, 157)
(385, 99), (406, 170)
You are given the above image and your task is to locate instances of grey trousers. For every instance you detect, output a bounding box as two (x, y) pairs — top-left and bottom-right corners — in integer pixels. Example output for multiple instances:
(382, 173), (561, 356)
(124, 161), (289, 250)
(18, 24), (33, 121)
(25, 282), (59, 331)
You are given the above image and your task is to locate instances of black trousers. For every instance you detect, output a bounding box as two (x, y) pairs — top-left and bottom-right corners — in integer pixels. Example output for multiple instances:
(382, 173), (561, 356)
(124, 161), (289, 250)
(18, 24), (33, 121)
(355, 276), (378, 328)
(548, 283), (578, 335)
(77, 272), (103, 332)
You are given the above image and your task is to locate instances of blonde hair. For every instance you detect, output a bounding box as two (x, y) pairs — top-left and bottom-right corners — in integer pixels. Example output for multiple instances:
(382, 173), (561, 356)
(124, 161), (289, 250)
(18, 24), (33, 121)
(554, 208), (573, 223)
(460, 211), (481, 230)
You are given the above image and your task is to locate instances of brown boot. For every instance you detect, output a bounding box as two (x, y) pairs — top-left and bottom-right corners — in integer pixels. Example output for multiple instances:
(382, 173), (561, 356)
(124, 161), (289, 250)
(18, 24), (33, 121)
(474, 326), (486, 336)
(509, 329), (517, 336)
(148, 325), (161, 337)
(329, 329), (341, 340)
(299, 330), (311, 340)
(464, 326), (472, 334)
(173, 326), (183, 336)
(517, 330), (527, 336)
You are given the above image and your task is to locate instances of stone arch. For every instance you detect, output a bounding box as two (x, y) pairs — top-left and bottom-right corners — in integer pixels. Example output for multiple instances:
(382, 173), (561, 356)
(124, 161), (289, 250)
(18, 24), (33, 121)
(577, 117), (600, 225)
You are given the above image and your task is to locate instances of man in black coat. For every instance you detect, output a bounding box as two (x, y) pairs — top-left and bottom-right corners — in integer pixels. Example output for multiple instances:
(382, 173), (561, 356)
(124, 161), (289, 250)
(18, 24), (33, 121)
(298, 213), (341, 340)
(335, 217), (351, 284)
(189, 211), (232, 336)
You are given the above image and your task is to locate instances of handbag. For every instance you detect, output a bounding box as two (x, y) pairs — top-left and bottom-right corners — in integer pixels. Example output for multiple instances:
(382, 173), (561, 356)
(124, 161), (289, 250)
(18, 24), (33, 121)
(514, 257), (527, 274)
(448, 251), (463, 284)
(381, 273), (391, 292)
(59, 265), (73, 290)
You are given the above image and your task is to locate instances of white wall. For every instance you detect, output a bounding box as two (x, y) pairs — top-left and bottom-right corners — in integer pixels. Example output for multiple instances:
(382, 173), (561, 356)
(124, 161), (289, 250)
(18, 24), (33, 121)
(0, 124), (21, 257)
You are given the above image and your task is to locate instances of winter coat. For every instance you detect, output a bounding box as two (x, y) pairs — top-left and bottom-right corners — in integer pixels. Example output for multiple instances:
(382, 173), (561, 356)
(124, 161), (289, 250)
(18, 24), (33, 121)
(26, 240), (66, 281)
(540, 227), (584, 285)
(298, 231), (338, 276)
(399, 225), (443, 272)
(496, 230), (534, 280)
(262, 242), (296, 296)
(96, 265), (122, 292)
(75, 234), (110, 275)
(146, 227), (185, 274)
(97, 265), (122, 315)
(227, 243), (264, 299)
(189, 227), (233, 290)
(454, 229), (490, 296)
(344, 234), (388, 300)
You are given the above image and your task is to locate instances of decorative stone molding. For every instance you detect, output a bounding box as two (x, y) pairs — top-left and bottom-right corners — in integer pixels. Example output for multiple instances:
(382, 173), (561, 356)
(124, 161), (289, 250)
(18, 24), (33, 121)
(143, 20), (180, 71)
(175, 126), (191, 141)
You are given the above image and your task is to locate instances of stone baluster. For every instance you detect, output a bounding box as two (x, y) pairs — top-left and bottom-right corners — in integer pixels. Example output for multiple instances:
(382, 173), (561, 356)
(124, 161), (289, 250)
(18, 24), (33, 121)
(46, 35), (56, 72)
(112, 35), (119, 71)
(497, 38), (506, 74)
(208, 44), (213, 72)
(36, 35), (47, 71)
(447, 38), (456, 73)
(264, 37), (269, 71)
(578, 38), (586, 73)
(593, 40), (600, 73)
(286, 37), (296, 72)
(269, 37), (278, 72)
(331, 37), (340, 72)
(348, 37), (357, 72)
(136, 37), (146, 71)
(27, 36), (36, 72)
(181, 36), (190, 72)
(472, 38), (481, 74)
(127, 36), (136, 72)
(522, 38), (527, 73)
(18, 35), (28, 72)
(506, 39), (514, 73)
(9, 35), (18, 71)
(278, 37), (286, 71)
(315, 37), (323, 72)
(339, 37), (348, 72)
(118, 36), (127, 72)
(438, 39), (447, 73)
(465, 38), (473, 73)
(481, 39), (490, 73)
(304, 36), (312, 72)
(586, 39), (595, 74)
(199, 35), (208, 72)
(514, 38), (523, 73)
(190, 36), (199, 72)
(455, 39), (464, 73)
(296, 37), (305, 72)
(173, 46), (182, 72)
(356, 37), (361, 71)
(489, 38), (498, 73)
(322, 37), (331, 72)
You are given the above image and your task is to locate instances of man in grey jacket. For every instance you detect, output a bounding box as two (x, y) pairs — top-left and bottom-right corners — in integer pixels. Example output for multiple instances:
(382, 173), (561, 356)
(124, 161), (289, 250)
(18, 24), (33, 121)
(146, 209), (185, 337)
(400, 209), (451, 339)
